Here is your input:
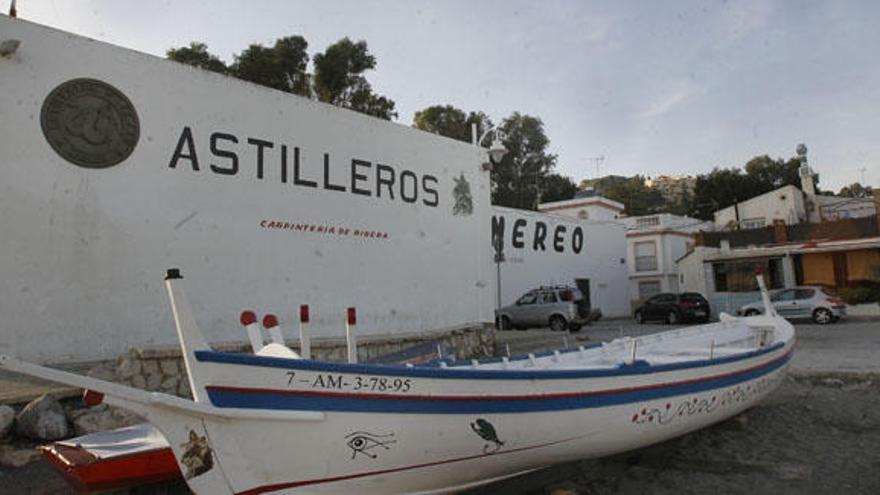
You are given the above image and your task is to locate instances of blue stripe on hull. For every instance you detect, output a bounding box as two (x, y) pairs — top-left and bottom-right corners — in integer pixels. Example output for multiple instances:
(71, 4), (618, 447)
(205, 353), (790, 414)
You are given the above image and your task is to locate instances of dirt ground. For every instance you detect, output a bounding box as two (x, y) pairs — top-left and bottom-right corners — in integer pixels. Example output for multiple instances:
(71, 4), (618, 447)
(466, 375), (880, 495)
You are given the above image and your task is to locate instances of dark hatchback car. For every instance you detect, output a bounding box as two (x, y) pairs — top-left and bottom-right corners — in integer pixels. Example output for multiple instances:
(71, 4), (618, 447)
(634, 292), (711, 324)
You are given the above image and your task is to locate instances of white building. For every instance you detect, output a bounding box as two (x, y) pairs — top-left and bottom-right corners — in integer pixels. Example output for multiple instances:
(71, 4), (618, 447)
(491, 207), (630, 318)
(0, 18), (495, 362)
(537, 194), (624, 221)
(620, 214), (711, 303)
(816, 195), (876, 221)
(713, 146), (875, 230)
(713, 184), (807, 230)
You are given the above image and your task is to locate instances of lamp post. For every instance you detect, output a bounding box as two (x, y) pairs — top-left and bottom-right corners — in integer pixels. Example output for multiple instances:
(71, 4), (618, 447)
(473, 123), (508, 329)
(472, 124), (508, 170)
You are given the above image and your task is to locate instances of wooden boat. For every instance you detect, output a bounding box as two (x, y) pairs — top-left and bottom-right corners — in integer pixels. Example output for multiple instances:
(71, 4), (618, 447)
(1, 271), (794, 494)
(39, 423), (181, 492)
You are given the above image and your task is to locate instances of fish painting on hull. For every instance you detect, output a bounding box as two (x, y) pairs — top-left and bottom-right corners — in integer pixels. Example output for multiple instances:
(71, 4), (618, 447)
(470, 418), (504, 453)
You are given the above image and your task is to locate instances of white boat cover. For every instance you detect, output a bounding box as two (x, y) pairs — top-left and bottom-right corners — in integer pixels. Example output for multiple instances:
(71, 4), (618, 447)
(55, 423), (169, 460)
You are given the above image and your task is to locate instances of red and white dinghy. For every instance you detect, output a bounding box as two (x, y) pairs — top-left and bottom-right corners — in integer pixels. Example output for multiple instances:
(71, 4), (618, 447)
(2, 270), (794, 494)
(40, 423), (180, 492)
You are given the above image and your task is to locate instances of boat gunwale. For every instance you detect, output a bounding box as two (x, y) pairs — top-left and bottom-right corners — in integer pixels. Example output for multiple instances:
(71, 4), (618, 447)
(193, 340), (788, 380)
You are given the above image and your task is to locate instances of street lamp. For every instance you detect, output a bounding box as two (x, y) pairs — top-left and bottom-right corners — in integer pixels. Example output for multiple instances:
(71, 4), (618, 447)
(472, 123), (508, 171)
(472, 123), (508, 329)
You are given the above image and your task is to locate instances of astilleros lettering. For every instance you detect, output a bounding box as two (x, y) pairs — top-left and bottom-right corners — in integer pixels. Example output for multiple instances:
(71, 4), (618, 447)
(167, 127), (440, 207)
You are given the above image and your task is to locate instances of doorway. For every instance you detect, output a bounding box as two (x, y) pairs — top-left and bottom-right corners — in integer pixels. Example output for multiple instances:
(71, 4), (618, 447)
(575, 278), (592, 310)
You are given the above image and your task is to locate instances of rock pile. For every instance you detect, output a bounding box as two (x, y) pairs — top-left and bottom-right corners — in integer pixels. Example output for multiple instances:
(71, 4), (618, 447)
(0, 394), (143, 469)
(14, 395), (69, 441)
(0, 405), (13, 438)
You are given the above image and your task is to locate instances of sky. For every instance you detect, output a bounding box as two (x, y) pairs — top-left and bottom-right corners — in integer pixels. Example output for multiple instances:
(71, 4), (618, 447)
(10, 0), (880, 192)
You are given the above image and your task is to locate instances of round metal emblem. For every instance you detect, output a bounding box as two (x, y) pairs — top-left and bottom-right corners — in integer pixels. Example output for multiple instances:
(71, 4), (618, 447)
(40, 78), (140, 169)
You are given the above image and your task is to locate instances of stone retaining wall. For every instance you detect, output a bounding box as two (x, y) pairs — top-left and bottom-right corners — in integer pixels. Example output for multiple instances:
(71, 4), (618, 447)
(115, 325), (495, 398)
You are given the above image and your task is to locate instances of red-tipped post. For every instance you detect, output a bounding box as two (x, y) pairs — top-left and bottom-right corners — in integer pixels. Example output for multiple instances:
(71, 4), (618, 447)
(345, 307), (357, 364)
(240, 310), (263, 353)
(299, 305), (311, 359)
(262, 314), (278, 329)
(262, 314), (284, 345)
(240, 310), (257, 326)
(83, 389), (104, 407)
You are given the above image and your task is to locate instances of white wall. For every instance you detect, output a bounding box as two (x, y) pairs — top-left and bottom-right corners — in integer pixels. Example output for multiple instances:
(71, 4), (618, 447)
(714, 185), (805, 228)
(538, 197), (624, 222)
(0, 18), (493, 362)
(491, 207), (629, 317)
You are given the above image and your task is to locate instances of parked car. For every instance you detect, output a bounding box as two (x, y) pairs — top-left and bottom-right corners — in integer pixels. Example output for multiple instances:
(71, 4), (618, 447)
(633, 292), (711, 324)
(736, 286), (845, 324)
(496, 286), (597, 332)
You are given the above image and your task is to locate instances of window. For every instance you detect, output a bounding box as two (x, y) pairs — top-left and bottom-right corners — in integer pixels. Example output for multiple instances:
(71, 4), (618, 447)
(541, 292), (558, 304)
(639, 281), (661, 300)
(517, 293), (537, 305)
(713, 259), (785, 292)
(771, 289), (795, 302)
(794, 289), (816, 300)
(636, 216), (660, 227)
(635, 241), (658, 272)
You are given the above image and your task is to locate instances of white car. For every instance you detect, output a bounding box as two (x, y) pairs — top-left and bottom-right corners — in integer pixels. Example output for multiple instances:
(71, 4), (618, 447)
(737, 286), (845, 324)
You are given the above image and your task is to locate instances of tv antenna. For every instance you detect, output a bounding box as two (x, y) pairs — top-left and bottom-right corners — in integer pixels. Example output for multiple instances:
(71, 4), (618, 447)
(586, 155), (605, 178)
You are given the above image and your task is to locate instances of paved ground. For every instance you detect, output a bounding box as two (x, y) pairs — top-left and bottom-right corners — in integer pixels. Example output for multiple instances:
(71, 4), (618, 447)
(1, 318), (877, 494)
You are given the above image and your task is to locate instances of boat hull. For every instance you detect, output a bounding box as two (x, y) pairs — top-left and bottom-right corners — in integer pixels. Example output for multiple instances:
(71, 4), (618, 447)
(174, 343), (790, 494)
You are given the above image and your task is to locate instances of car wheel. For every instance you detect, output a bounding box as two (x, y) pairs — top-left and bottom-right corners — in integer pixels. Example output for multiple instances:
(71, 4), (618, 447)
(666, 311), (680, 325)
(813, 308), (833, 325)
(498, 316), (512, 331)
(745, 309), (760, 317)
(549, 315), (567, 332)
(635, 311), (645, 324)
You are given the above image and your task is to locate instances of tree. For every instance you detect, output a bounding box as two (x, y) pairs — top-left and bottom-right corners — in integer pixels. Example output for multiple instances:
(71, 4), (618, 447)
(412, 105), (491, 143)
(231, 36), (311, 97)
(167, 36), (396, 120)
(313, 38), (396, 120)
(743, 155), (802, 191)
(689, 168), (756, 220)
(539, 173), (578, 204)
(839, 182), (873, 198)
(166, 42), (228, 74)
(491, 113), (557, 210)
(601, 176), (665, 216)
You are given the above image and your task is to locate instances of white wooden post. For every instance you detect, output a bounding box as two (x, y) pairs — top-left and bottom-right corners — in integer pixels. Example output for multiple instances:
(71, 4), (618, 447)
(240, 310), (263, 353)
(299, 304), (311, 360)
(346, 307), (357, 364)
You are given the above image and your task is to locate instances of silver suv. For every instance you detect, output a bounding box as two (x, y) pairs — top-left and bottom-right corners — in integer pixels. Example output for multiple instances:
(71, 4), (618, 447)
(737, 286), (845, 324)
(496, 286), (597, 332)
